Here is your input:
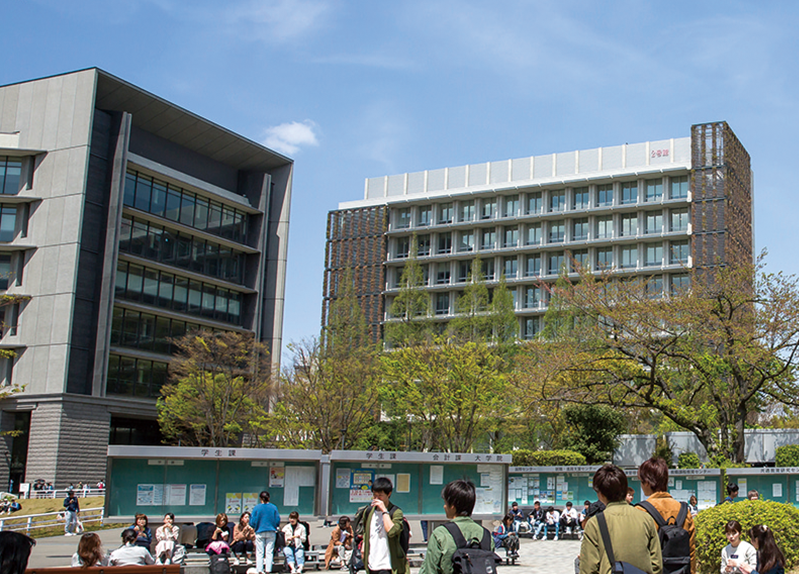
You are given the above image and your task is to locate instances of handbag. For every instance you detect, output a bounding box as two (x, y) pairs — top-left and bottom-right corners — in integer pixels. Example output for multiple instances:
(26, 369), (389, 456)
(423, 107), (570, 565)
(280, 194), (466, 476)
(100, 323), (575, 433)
(595, 512), (649, 574)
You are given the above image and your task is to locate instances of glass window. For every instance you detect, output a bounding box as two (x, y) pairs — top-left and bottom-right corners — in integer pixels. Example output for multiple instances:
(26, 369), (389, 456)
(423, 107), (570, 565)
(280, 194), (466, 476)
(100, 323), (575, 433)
(526, 224), (542, 245)
(165, 189), (181, 222)
(671, 176), (689, 199)
(621, 214), (638, 237)
(671, 274), (690, 293)
(142, 269), (159, 305)
(621, 182), (637, 204)
(436, 263), (451, 284)
(548, 252), (564, 275)
(549, 220), (565, 243)
(621, 246), (637, 269)
(573, 218), (589, 240)
(549, 190), (566, 212)
(0, 157), (22, 195)
(438, 203), (454, 224)
(481, 229), (496, 250)
(504, 195), (519, 218)
(207, 202), (222, 234)
(0, 205), (16, 242)
(572, 249), (588, 270)
(115, 263), (128, 298)
(193, 196), (209, 230)
(200, 284), (215, 318)
(221, 206), (236, 240)
(458, 231), (474, 252)
(124, 173), (137, 207)
(150, 180), (167, 218)
(596, 216), (613, 239)
(596, 247), (613, 270)
(645, 211), (663, 234)
(503, 256), (518, 279)
(457, 261), (470, 283)
(647, 276), (663, 297)
(435, 293), (449, 315)
(418, 234), (431, 256)
(396, 207), (411, 229)
(524, 317), (541, 340)
(481, 199), (496, 220)
(173, 277), (189, 312)
(158, 273), (174, 309)
(0, 254), (11, 291)
(597, 184), (613, 206)
(646, 179), (663, 202)
(126, 265), (144, 301)
(527, 192), (543, 214)
(670, 208), (689, 232)
(188, 281), (203, 314)
(645, 243), (663, 267)
(459, 201), (475, 222)
(110, 307), (124, 346)
(134, 175), (152, 212)
(525, 286), (542, 308)
(670, 240), (690, 264)
(503, 226), (519, 247)
(573, 187), (589, 210)
(396, 236), (410, 258)
(525, 255), (541, 277)
(482, 259), (495, 280)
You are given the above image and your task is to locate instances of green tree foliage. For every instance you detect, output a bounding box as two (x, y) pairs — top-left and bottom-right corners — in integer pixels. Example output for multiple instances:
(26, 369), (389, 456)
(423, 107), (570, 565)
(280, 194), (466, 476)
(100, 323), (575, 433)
(381, 336), (508, 452)
(509, 449), (587, 466)
(385, 237), (432, 347)
(775, 444), (799, 467)
(677, 452), (701, 469)
(157, 330), (271, 447)
(490, 274), (518, 343)
(451, 257), (491, 342)
(518, 254), (799, 462)
(560, 404), (626, 464)
(695, 500), (799, 572)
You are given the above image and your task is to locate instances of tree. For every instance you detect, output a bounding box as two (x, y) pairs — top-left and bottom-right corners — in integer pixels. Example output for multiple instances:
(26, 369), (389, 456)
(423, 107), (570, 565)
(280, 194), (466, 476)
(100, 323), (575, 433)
(451, 257), (491, 342)
(489, 274), (518, 343)
(381, 335), (508, 452)
(560, 403), (626, 464)
(518, 254), (799, 462)
(385, 236), (432, 347)
(157, 330), (272, 447)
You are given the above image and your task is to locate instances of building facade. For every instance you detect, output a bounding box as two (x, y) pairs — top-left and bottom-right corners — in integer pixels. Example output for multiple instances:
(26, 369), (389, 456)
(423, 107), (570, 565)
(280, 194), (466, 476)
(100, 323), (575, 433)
(323, 122), (752, 342)
(0, 69), (292, 487)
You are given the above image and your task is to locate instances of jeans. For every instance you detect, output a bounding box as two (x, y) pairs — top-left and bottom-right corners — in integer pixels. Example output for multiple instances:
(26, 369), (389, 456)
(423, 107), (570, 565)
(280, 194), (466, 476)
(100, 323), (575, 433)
(544, 521), (559, 539)
(532, 520), (545, 539)
(256, 531), (276, 573)
(284, 546), (305, 571)
(64, 510), (78, 534)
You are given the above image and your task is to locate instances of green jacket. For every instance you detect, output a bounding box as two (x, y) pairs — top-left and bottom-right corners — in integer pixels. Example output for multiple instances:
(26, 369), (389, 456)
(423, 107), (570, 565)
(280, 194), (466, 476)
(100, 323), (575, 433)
(362, 503), (407, 574)
(579, 501), (662, 574)
(419, 517), (494, 574)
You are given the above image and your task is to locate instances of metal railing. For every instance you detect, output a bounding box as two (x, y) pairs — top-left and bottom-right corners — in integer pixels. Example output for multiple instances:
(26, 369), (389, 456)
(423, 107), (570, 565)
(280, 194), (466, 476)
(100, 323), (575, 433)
(25, 488), (106, 499)
(0, 506), (104, 534)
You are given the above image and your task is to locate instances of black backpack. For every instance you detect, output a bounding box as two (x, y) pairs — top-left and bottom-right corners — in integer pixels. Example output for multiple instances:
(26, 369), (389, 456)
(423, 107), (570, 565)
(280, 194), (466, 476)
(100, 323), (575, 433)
(209, 553), (231, 574)
(636, 500), (691, 574)
(444, 522), (502, 574)
(388, 507), (411, 555)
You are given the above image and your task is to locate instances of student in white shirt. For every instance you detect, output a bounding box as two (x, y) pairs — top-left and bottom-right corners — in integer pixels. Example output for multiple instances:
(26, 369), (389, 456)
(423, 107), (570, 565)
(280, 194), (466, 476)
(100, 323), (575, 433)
(721, 520), (757, 574)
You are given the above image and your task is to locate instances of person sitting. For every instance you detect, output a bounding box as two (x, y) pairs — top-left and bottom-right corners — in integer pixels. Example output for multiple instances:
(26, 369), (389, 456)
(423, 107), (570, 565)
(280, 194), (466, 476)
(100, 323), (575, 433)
(721, 520), (756, 574)
(71, 532), (108, 567)
(544, 506), (560, 540)
(206, 513), (233, 555)
(110, 528), (155, 566)
(509, 502), (526, 533)
(155, 512), (180, 564)
(745, 524), (785, 574)
(131, 513), (153, 549)
(579, 500), (590, 530)
(282, 511), (307, 574)
(492, 514), (519, 558)
(559, 501), (580, 537)
(231, 511), (256, 566)
(528, 501), (545, 540)
(325, 516), (354, 569)
(0, 531), (36, 574)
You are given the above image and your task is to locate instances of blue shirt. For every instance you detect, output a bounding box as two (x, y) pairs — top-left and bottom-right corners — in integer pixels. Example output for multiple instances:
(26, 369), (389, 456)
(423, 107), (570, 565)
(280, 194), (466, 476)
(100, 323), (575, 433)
(250, 502), (280, 533)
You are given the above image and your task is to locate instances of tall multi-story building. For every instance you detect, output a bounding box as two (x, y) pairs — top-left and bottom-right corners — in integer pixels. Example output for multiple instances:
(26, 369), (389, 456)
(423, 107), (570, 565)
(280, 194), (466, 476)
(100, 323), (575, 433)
(323, 122), (752, 342)
(0, 69), (292, 486)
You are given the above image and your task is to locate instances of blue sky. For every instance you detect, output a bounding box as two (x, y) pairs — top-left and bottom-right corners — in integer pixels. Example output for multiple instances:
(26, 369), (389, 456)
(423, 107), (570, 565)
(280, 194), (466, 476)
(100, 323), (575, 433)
(2, 1), (798, 361)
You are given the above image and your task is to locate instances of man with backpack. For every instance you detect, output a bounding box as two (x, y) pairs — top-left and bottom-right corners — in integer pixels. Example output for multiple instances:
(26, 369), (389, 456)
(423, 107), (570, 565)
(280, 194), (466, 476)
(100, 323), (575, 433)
(419, 480), (499, 574)
(362, 477), (408, 574)
(636, 458), (695, 574)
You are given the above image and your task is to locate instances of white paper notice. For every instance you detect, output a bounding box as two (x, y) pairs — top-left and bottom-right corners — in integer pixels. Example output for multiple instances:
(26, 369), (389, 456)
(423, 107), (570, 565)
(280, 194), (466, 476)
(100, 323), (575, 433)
(152, 484), (164, 506)
(137, 484), (155, 506)
(738, 479), (747, 495)
(167, 484), (187, 506)
(189, 484), (206, 506)
(294, 466), (316, 487)
(773, 483), (783, 498)
(430, 465), (444, 485)
(336, 469), (351, 489)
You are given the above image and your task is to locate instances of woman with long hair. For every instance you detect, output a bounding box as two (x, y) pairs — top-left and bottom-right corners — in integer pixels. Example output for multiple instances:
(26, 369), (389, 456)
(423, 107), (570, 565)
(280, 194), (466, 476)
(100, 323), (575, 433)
(0, 531), (36, 574)
(741, 525), (785, 574)
(155, 512), (180, 564)
(71, 532), (108, 568)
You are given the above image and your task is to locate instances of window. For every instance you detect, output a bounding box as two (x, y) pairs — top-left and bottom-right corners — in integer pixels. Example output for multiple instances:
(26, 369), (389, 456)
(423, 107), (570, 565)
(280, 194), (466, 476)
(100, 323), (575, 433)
(621, 182), (638, 204)
(647, 276), (663, 297)
(525, 255), (541, 277)
(436, 263), (451, 284)
(0, 254), (12, 290)
(548, 252), (564, 275)
(504, 195), (519, 218)
(620, 214), (637, 237)
(504, 226), (519, 247)
(670, 176), (689, 199)
(435, 293), (450, 315)
(0, 157), (22, 195)
(645, 243), (663, 267)
(645, 179), (663, 202)
(107, 354), (170, 398)
(525, 286), (542, 308)
(571, 249), (588, 270)
(621, 246), (637, 269)
(526, 224), (542, 245)
(527, 192), (543, 214)
(670, 240), (690, 264)
(549, 190), (566, 212)
(0, 206), (16, 242)
(417, 205), (432, 227)
(437, 233), (452, 254)
(438, 203), (453, 224)
(459, 201), (475, 222)
(597, 184), (613, 206)
(458, 231), (474, 252)
(417, 234), (431, 256)
(457, 261), (470, 283)
(503, 256), (518, 279)
(524, 318), (542, 339)
(596, 216), (613, 239)
(670, 208), (689, 232)
(549, 220), (565, 243)
(481, 199), (496, 220)
(482, 259), (495, 280)
(481, 229), (496, 250)
(0, 302), (17, 336)
(645, 211), (663, 234)
(573, 218), (589, 241)
(396, 236), (410, 258)
(421, 264), (430, 285)
(573, 187), (589, 210)
(671, 274), (690, 293)
(596, 247), (613, 270)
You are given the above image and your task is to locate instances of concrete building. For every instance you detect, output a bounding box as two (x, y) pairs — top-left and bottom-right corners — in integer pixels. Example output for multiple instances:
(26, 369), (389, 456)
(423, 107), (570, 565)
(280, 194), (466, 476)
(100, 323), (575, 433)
(323, 122), (752, 341)
(0, 69), (292, 487)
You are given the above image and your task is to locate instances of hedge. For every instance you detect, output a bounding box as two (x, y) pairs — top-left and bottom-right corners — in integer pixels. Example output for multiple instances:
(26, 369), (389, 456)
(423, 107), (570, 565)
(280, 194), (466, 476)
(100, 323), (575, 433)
(510, 449), (587, 466)
(694, 500), (799, 573)
(678, 452), (701, 469)
(775, 444), (799, 467)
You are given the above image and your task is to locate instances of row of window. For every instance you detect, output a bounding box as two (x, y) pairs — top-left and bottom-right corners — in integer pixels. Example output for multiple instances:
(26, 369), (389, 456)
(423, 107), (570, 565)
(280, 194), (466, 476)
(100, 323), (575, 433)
(110, 307), (205, 356)
(394, 208), (689, 258)
(0, 205), (17, 242)
(124, 171), (250, 243)
(0, 157), (21, 196)
(106, 354), (168, 398)
(119, 216), (245, 284)
(392, 176), (689, 229)
(390, 241), (690, 287)
(115, 261), (243, 325)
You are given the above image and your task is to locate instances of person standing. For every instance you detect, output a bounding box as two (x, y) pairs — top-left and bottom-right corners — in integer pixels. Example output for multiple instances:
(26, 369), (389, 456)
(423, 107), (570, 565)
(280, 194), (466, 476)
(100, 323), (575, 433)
(250, 491), (281, 574)
(362, 477), (407, 574)
(63, 490), (80, 536)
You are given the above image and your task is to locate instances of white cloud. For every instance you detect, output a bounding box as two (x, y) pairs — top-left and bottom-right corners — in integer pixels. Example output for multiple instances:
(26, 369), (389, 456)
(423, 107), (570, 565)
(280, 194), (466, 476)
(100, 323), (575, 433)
(229, 0), (332, 43)
(263, 120), (320, 156)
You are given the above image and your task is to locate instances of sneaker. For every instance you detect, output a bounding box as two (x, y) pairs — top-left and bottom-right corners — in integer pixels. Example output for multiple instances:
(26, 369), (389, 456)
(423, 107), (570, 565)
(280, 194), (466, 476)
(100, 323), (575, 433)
(233, 557), (240, 566)
(247, 558), (253, 565)
(553, 535), (558, 541)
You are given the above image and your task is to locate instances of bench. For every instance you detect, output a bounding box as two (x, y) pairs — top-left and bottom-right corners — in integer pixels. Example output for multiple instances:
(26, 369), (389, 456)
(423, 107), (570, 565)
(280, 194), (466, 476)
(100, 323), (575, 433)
(26, 566), (181, 574)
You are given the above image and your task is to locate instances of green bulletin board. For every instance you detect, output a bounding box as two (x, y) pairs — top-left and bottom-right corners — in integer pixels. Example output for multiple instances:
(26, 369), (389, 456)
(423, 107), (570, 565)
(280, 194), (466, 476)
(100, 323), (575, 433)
(726, 467), (799, 507)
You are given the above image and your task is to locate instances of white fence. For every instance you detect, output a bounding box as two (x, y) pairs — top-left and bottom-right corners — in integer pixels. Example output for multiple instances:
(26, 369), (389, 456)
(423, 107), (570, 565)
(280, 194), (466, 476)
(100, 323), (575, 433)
(24, 488), (105, 500)
(0, 506), (104, 534)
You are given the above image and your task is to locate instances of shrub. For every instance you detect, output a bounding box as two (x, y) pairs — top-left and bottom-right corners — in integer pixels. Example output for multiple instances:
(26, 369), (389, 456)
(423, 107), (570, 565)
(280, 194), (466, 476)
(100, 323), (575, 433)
(510, 449), (587, 466)
(775, 444), (799, 467)
(653, 435), (673, 467)
(694, 500), (799, 573)
(678, 452), (701, 469)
